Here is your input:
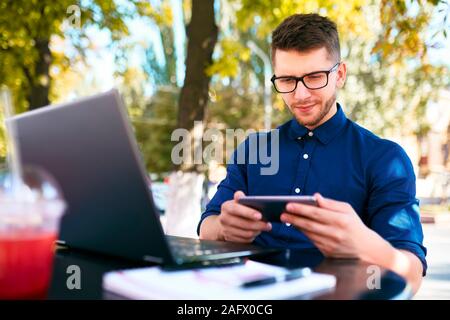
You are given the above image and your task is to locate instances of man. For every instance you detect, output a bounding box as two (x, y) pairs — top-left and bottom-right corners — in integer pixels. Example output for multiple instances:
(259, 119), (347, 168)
(198, 13), (426, 293)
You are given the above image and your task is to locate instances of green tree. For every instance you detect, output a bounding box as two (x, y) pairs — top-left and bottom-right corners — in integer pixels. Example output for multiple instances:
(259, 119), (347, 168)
(133, 86), (179, 174)
(121, 0), (179, 175)
(0, 0), (165, 160)
(176, 0), (218, 172)
(0, 0), (153, 112)
(132, 0), (448, 172)
(209, 0), (449, 136)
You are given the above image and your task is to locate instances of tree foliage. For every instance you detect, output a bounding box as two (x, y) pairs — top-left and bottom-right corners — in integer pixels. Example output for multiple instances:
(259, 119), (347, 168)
(0, 0), (153, 111)
(1, 0), (449, 172)
(120, 0), (449, 173)
(0, 0), (155, 160)
(208, 0), (449, 138)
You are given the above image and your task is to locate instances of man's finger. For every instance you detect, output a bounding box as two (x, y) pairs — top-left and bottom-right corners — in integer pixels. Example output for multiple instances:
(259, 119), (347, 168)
(285, 202), (337, 225)
(223, 233), (253, 243)
(226, 228), (260, 242)
(227, 201), (263, 221)
(234, 190), (246, 201)
(314, 193), (351, 213)
(301, 230), (328, 248)
(224, 214), (272, 232)
(281, 213), (334, 237)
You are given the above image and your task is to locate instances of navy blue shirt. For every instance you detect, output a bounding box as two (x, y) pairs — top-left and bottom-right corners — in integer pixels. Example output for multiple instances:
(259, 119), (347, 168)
(198, 103), (427, 274)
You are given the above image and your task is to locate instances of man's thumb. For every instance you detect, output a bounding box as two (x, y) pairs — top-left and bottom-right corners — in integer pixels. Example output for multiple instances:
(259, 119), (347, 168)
(234, 190), (246, 201)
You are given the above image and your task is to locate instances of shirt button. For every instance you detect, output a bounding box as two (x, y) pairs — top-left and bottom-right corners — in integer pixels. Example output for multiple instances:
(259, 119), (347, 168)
(308, 131), (314, 137)
(295, 188), (301, 194)
(286, 223), (291, 227)
(303, 154), (309, 160)
(297, 136), (302, 140)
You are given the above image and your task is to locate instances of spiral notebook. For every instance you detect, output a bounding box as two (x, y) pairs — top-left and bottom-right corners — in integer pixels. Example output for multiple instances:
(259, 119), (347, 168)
(102, 260), (336, 300)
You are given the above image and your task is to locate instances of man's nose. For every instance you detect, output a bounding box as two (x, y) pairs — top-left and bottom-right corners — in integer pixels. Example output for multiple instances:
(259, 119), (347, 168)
(294, 81), (312, 100)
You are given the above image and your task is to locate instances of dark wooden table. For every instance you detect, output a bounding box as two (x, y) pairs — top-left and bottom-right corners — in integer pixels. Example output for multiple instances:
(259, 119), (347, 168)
(47, 247), (411, 300)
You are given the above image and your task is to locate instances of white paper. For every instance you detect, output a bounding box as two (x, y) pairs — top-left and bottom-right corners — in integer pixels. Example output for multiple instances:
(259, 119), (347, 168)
(103, 260), (336, 300)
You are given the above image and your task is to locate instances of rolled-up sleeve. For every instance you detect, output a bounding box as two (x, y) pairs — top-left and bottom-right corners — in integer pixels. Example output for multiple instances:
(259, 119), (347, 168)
(366, 141), (427, 275)
(196, 140), (249, 235)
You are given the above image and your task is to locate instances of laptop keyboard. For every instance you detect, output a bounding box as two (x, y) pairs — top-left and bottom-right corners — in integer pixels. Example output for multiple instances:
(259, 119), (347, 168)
(164, 236), (276, 265)
(168, 237), (238, 257)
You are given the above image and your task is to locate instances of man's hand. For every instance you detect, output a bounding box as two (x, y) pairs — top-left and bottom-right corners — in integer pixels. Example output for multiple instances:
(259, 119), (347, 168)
(281, 193), (424, 294)
(280, 193), (370, 258)
(217, 191), (272, 243)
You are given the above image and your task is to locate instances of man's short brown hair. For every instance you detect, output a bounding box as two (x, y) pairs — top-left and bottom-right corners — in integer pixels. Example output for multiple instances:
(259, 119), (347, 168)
(271, 13), (340, 63)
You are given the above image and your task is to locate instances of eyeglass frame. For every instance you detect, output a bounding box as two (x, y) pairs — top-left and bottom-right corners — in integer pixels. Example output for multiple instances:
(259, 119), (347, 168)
(270, 62), (341, 93)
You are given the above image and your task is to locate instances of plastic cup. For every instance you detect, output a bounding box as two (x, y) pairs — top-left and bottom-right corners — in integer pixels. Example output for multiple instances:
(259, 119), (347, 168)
(0, 167), (66, 299)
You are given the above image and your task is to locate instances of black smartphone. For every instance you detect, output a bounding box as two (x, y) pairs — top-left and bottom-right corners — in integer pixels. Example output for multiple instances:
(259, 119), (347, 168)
(238, 195), (318, 222)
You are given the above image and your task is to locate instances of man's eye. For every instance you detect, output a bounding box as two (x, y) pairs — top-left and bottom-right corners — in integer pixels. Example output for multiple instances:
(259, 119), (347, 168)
(279, 78), (296, 83)
(308, 75), (324, 79)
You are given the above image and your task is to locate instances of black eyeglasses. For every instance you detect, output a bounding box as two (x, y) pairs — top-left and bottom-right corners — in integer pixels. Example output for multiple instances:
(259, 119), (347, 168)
(271, 62), (340, 93)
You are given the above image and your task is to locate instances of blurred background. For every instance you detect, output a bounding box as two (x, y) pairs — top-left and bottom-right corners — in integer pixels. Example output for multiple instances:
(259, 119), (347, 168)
(0, 0), (449, 299)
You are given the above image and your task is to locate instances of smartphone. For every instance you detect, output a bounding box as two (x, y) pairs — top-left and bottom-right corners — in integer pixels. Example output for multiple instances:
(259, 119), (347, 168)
(238, 195), (318, 222)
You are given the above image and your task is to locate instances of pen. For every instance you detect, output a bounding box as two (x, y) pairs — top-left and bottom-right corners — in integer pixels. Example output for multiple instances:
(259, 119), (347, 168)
(241, 267), (312, 288)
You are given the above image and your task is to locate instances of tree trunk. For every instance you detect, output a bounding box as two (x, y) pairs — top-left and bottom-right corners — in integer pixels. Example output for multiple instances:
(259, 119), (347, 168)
(164, 0), (218, 238)
(26, 38), (51, 110)
(176, 0), (218, 172)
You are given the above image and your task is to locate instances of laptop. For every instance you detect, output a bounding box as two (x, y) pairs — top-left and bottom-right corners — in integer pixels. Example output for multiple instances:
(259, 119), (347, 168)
(10, 89), (273, 267)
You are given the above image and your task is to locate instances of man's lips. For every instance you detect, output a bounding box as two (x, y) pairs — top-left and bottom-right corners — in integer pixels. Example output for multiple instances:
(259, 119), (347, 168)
(294, 103), (316, 112)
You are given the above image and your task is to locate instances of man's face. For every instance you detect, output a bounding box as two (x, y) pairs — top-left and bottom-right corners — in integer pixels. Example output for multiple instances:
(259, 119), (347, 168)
(273, 47), (346, 129)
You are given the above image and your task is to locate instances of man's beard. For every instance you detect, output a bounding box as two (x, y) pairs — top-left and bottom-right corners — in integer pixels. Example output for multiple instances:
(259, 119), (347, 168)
(293, 93), (337, 128)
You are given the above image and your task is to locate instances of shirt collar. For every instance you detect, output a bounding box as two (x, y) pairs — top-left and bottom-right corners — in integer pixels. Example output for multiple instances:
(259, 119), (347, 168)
(288, 102), (347, 145)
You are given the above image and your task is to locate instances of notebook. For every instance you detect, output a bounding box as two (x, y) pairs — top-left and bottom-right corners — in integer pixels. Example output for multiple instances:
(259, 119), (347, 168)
(102, 260), (336, 300)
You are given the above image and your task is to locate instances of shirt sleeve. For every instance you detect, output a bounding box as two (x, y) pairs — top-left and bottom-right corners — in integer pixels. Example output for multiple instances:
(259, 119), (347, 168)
(196, 139), (249, 235)
(366, 141), (428, 275)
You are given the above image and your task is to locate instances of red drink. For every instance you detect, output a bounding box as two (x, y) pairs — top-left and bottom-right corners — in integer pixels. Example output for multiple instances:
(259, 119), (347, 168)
(0, 231), (57, 299)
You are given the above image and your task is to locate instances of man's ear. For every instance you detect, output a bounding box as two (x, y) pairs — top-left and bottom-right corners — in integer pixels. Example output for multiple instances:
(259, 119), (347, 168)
(336, 61), (347, 89)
